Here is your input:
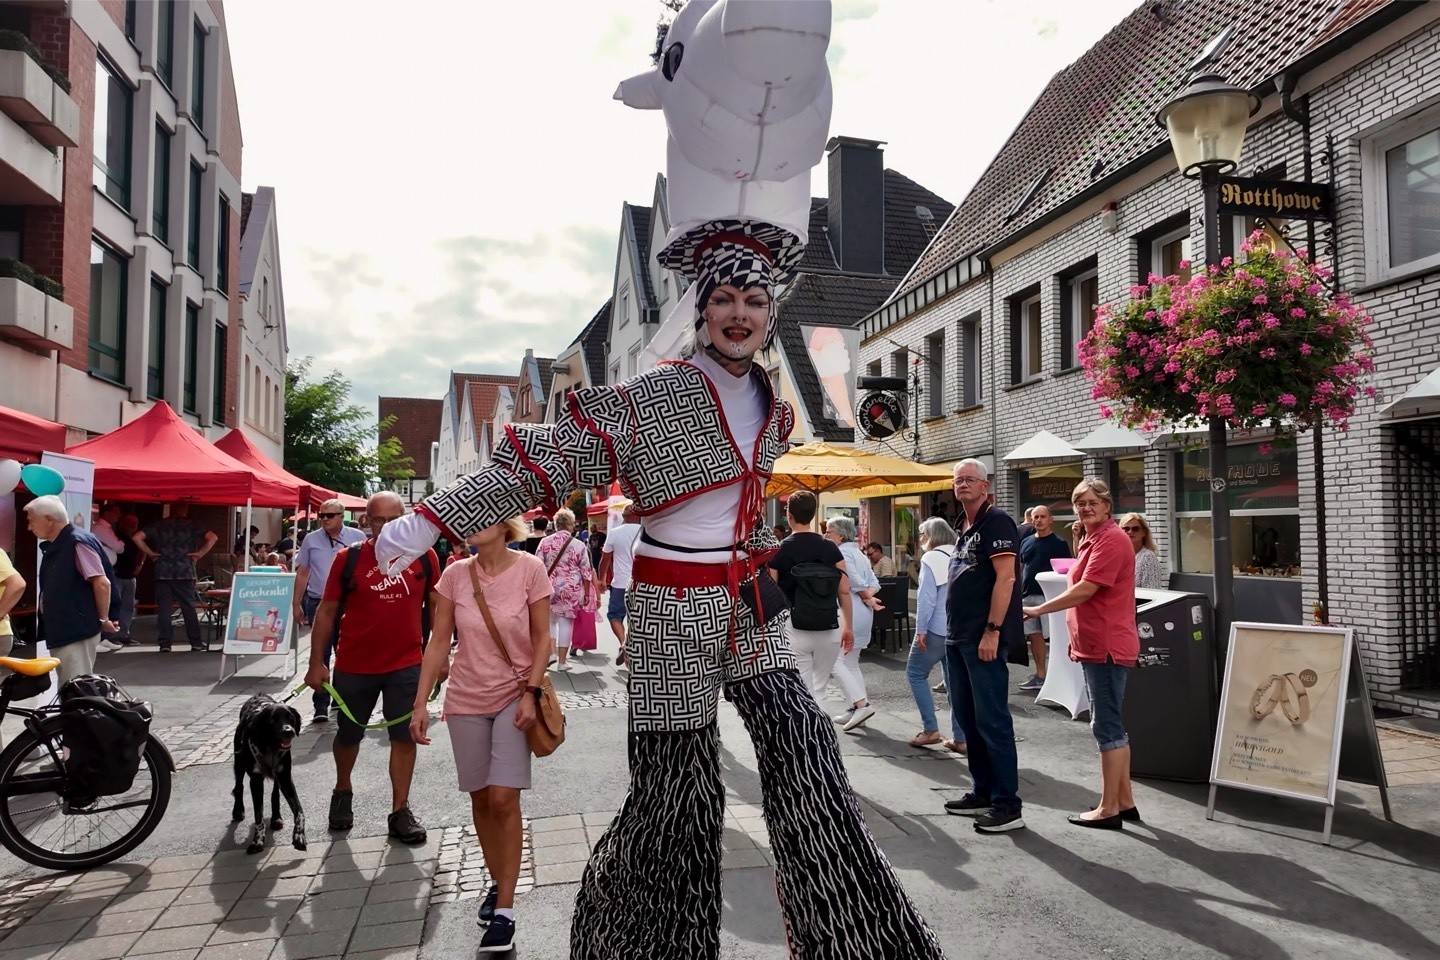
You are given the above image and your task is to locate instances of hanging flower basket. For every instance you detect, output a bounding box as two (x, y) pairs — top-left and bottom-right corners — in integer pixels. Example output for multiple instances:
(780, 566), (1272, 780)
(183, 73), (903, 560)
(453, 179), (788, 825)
(1080, 233), (1375, 445)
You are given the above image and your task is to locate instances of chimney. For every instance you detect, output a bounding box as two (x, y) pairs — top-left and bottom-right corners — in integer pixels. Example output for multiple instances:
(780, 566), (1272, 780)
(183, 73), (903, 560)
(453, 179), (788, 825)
(826, 136), (887, 275)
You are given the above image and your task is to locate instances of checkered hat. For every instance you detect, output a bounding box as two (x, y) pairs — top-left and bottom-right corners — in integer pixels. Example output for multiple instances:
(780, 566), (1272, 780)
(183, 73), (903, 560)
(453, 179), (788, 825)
(658, 220), (804, 349)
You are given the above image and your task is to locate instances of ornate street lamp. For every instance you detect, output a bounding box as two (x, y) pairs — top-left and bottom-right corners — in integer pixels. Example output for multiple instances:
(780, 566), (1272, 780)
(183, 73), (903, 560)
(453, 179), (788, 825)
(1156, 59), (1260, 649)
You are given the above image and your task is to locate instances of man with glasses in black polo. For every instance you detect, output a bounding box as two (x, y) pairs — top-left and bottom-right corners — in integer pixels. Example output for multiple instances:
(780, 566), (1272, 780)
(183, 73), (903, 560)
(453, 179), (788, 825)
(293, 498), (365, 723)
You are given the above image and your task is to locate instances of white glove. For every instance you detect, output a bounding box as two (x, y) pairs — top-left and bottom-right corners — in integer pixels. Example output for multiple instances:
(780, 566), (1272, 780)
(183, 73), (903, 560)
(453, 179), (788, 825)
(375, 513), (440, 577)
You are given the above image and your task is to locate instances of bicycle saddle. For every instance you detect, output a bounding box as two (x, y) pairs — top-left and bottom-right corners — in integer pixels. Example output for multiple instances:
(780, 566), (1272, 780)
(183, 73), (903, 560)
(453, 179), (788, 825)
(0, 656), (61, 676)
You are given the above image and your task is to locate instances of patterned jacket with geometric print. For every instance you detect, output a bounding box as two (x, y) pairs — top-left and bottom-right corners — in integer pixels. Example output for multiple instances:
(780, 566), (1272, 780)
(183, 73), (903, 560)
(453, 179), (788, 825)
(417, 360), (795, 546)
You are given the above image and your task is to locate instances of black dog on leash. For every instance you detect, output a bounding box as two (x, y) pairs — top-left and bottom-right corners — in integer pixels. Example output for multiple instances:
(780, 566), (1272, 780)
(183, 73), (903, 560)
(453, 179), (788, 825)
(232, 694), (306, 854)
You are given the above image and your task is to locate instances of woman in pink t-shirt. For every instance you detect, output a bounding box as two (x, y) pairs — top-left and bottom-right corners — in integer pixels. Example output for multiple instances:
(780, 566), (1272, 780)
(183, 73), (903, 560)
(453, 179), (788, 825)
(1023, 477), (1139, 831)
(412, 515), (552, 950)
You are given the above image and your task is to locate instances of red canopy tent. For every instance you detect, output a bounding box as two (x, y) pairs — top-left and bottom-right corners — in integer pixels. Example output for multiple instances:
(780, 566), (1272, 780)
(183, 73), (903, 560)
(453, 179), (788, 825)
(336, 492), (368, 512)
(67, 402), (298, 506)
(214, 429), (335, 508)
(0, 404), (66, 463)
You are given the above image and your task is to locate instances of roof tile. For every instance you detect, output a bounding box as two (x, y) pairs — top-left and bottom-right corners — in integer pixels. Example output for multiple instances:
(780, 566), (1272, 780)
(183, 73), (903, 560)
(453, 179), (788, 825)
(378, 397), (442, 476)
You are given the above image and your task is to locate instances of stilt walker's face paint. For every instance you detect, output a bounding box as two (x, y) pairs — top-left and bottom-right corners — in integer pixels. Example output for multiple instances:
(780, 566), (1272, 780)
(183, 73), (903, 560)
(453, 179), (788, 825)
(702, 284), (771, 361)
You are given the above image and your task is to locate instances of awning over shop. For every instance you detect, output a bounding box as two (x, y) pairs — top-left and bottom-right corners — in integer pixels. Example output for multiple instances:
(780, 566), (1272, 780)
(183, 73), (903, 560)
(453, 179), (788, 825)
(1381, 367), (1440, 423)
(1001, 430), (1084, 466)
(67, 401), (300, 506)
(214, 429), (336, 507)
(1071, 423), (1151, 456)
(856, 478), (953, 499)
(0, 404), (66, 463)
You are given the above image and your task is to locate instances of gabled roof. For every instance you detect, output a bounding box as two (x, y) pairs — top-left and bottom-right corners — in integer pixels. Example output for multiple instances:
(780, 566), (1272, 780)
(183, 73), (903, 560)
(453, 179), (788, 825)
(462, 375), (518, 446)
(572, 299), (612, 387)
(796, 170), (955, 278)
(237, 186), (277, 297)
(776, 274), (898, 329)
(889, 0), (1403, 307)
(378, 397), (442, 477)
(519, 354), (557, 409)
(775, 164), (954, 444)
(622, 203), (657, 313)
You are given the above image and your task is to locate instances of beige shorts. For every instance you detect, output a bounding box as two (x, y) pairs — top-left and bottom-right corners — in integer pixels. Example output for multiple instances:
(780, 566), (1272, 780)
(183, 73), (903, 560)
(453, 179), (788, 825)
(447, 699), (532, 791)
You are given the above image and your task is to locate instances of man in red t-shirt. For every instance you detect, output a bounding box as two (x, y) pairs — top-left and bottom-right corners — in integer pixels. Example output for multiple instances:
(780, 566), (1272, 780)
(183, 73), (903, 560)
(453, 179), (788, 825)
(306, 492), (439, 845)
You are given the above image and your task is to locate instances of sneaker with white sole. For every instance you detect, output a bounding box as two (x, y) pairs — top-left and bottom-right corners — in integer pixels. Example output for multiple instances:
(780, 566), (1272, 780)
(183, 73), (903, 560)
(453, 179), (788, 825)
(973, 807), (1026, 833)
(842, 704), (877, 732)
(932, 680), (947, 693)
(1018, 674), (1044, 692)
(96, 639), (124, 654)
(832, 707), (855, 725)
(478, 915), (515, 952)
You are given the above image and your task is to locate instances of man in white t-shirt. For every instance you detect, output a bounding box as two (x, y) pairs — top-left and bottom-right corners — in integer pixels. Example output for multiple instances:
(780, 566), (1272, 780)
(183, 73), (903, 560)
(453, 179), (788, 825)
(598, 509), (642, 659)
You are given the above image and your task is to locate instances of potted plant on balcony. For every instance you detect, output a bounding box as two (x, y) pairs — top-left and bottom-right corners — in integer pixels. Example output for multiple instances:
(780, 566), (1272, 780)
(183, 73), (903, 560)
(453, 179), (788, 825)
(1080, 233), (1375, 443)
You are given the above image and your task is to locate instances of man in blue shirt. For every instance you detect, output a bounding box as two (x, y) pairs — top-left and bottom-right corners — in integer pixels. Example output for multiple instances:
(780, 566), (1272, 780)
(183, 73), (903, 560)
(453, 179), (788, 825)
(291, 499), (365, 723)
(1018, 505), (1071, 692)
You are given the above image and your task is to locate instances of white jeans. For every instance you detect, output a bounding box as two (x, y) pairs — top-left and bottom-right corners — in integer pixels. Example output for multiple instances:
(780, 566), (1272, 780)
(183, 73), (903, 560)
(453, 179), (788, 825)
(53, 635), (100, 685)
(550, 614), (575, 649)
(785, 624), (840, 703)
(831, 631), (872, 705)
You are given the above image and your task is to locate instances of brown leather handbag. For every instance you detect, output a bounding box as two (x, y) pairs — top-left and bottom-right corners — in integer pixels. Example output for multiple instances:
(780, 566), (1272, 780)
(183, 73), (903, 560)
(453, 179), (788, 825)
(467, 560), (566, 757)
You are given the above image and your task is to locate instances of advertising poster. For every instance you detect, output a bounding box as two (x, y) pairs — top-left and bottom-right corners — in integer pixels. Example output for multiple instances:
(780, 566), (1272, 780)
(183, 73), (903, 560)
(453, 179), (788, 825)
(1211, 622), (1354, 804)
(222, 572), (297, 656)
(39, 452), (95, 538)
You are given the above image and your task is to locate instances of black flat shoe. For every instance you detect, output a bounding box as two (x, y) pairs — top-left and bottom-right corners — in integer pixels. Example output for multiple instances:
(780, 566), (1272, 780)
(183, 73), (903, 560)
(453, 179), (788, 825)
(1068, 812), (1124, 830)
(1119, 806), (1141, 822)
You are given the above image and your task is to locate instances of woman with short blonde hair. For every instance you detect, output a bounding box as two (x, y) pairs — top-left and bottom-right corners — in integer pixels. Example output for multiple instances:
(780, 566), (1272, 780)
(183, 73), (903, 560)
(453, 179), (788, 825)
(537, 507), (593, 670)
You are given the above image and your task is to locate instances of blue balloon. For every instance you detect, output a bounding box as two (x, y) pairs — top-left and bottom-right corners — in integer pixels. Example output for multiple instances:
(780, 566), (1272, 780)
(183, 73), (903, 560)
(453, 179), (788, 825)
(20, 463), (64, 496)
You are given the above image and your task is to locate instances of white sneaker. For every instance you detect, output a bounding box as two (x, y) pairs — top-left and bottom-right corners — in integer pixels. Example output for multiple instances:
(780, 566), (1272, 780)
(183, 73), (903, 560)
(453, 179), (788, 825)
(97, 640), (123, 653)
(843, 704), (877, 732)
(832, 707), (855, 725)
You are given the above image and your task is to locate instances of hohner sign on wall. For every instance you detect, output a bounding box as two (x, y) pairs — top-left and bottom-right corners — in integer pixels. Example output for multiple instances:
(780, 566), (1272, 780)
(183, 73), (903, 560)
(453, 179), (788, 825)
(1217, 176), (1334, 222)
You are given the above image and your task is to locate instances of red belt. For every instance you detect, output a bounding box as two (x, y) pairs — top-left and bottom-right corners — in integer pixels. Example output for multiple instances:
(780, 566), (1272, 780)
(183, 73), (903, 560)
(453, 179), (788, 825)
(632, 555), (732, 588)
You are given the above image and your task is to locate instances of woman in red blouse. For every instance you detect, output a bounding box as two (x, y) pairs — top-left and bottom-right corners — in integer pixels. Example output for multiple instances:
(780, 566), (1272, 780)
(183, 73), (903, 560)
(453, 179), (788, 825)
(1023, 478), (1138, 830)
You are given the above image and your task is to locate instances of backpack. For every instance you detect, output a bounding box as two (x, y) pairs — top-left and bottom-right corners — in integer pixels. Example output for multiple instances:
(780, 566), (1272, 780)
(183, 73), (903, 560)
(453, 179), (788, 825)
(335, 545), (435, 644)
(59, 694), (152, 799)
(789, 561), (842, 631)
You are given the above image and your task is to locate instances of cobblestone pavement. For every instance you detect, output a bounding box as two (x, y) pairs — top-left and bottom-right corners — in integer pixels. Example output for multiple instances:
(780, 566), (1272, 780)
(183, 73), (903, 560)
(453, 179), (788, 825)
(0, 834), (436, 960)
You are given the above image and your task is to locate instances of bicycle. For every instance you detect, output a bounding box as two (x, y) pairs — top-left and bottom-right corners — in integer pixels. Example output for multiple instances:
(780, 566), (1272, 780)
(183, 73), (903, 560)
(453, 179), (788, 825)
(0, 656), (175, 870)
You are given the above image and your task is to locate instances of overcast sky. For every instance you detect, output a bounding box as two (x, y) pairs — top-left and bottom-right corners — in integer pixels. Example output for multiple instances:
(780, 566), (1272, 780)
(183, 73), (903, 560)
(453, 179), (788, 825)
(223, 0), (1140, 420)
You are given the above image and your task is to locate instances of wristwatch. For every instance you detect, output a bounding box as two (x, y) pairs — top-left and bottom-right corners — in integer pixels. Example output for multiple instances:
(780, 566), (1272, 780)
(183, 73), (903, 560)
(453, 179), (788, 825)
(526, 685), (543, 700)
(984, 621), (1002, 634)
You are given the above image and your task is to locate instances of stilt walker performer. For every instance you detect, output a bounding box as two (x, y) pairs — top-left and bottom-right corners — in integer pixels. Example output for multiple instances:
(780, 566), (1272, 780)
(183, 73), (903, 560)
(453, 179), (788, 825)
(377, 2), (947, 957)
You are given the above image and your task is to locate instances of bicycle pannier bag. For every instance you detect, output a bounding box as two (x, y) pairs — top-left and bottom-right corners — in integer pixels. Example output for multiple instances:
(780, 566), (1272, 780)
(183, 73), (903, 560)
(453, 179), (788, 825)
(0, 670), (51, 703)
(59, 696), (152, 797)
(788, 561), (842, 631)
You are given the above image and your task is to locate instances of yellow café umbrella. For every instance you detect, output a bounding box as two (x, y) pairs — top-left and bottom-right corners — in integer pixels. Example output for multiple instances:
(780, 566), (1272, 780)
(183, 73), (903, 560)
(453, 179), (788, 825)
(766, 442), (954, 497)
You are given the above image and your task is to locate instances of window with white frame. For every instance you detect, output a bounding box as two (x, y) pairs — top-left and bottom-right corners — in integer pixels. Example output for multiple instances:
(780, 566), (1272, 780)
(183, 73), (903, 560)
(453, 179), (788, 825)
(1010, 293), (1043, 384)
(609, 361), (620, 386)
(1364, 107), (1440, 282)
(627, 344), (640, 378)
(1062, 267), (1098, 370)
(1151, 227), (1192, 283)
(619, 287), (631, 327)
(961, 314), (982, 408)
(925, 331), (944, 418)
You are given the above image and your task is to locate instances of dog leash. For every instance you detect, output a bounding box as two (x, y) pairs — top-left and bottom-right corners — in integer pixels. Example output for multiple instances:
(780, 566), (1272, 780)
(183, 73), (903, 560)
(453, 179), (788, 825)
(285, 680), (441, 730)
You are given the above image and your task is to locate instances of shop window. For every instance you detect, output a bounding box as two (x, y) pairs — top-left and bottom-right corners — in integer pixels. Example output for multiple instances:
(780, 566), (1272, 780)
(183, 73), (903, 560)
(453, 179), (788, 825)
(1363, 107), (1440, 282)
(1015, 462), (1083, 550)
(1173, 443), (1300, 577)
(88, 241), (128, 384)
(1108, 455), (1145, 515)
(92, 59), (133, 210)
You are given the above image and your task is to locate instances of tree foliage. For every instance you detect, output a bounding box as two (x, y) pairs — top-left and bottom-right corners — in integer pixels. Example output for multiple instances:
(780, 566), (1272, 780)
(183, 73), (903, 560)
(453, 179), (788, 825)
(283, 358), (377, 495)
(376, 414), (415, 490)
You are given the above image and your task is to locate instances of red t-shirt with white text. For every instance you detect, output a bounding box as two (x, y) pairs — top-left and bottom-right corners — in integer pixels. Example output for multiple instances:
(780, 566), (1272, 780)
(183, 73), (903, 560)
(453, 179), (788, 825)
(322, 539), (439, 675)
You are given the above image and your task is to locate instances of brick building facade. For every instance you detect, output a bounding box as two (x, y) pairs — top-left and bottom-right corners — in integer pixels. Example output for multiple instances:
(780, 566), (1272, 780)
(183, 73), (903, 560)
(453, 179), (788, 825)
(858, 0), (1440, 715)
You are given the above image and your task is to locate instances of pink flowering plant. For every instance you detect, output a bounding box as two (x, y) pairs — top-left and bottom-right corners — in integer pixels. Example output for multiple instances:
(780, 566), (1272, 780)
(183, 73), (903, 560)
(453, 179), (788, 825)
(1080, 232), (1375, 440)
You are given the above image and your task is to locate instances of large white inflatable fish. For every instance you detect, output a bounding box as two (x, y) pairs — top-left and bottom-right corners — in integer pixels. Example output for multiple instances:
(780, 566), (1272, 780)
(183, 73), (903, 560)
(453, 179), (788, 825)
(615, 0), (833, 247)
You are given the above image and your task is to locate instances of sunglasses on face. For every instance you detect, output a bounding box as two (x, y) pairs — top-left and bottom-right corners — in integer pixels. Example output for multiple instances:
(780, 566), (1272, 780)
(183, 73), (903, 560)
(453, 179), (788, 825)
(318, 513), (342, 520)
(1122, 526), (1143, 533)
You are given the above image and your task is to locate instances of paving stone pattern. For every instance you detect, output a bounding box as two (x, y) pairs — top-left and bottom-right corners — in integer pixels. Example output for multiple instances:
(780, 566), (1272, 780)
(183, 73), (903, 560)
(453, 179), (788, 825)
(0, 835), (435, 960)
